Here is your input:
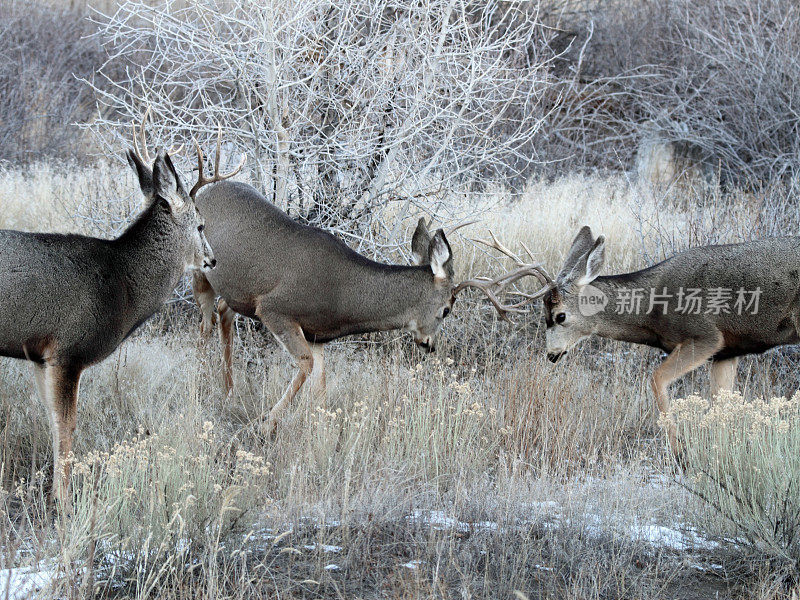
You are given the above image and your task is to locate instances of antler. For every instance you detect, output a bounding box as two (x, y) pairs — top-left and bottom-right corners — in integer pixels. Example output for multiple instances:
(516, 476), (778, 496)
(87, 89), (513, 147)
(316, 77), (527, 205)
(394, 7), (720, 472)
(131, 106), (153, 165)
(130, 106), (184, 164)
(446, 220), (478, 236)
(190, 125), (246, 199)
(452, 231), (555, 321)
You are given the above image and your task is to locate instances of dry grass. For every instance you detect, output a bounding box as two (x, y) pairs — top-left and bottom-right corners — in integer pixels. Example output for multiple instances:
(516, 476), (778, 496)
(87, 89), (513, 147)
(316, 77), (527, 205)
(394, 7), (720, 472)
(0, 162), (798, 597)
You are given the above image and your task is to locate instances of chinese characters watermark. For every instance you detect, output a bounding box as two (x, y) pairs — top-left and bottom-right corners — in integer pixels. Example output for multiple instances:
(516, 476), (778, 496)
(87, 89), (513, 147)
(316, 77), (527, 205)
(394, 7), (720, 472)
(577, 286), (761, 317)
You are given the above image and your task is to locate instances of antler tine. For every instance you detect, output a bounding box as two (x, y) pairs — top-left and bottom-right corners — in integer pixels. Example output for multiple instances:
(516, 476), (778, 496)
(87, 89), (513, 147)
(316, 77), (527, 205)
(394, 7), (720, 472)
(214, 124), (222, 179)
(474, 230), (525, 265)
(131, 106), (183, 162)
(131, 105), (153, 165)
(212, 123), (245, 180)
(167, 142), (184, 157)
(452, 278), (518, 322)
(445, 220), (478, 236)
(189, 126), (246, 199)
(190, 137), (206, 199)
(453, 231), (556, 320)
(493, 265), (554, 305)
(520, 240), (537, 263)
(453, 264), (553, 319)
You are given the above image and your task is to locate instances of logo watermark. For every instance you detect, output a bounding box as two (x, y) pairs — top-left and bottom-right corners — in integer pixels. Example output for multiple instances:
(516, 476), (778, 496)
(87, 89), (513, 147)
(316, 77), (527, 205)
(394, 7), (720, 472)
(578, 284), (608, 316)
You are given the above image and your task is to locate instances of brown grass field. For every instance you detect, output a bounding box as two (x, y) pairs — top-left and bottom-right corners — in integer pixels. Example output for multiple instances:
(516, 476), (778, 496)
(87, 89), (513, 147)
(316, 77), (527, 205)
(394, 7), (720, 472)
(0, 160), (798, 598)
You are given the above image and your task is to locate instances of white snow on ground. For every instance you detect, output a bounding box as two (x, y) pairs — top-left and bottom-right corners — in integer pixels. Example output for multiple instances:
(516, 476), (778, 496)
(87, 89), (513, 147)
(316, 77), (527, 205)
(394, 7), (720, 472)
(630, 524), (719, 551)
(304, 544), (343, 553)
(406, 505), (720, 555)
(406, 509), (499, 532)
(1, 471), (721, 593)
(0, 564), (57, 600)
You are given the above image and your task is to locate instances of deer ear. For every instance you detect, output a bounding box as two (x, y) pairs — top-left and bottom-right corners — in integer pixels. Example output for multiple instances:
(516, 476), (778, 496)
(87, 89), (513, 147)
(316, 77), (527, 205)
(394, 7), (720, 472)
(560, 235), (605, 289)
(578, 235), (605, 286)
(126, 149), (154, 203)
(411, 217), (432, 265)
(428, 229), (453, 280)
(152, 150), (187, 212)
(558, 226), (594, 281)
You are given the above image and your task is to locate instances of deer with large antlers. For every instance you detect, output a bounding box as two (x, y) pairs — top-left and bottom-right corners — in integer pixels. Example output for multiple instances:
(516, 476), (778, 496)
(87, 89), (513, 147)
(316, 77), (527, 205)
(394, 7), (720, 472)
(539, 225), (800, 453)
(191, 169), (551, 433)
(0, 113), (216, 507)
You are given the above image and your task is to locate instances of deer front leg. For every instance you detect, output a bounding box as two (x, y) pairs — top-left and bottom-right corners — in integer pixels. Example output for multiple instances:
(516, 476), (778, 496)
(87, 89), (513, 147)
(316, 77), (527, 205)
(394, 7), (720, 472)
(256, 308), (314, 436)
(192, 271), (217, 342)
(35, 363), (82, 512)
(651, 335), (722, 456)
(709, 357), (738, 398)
(218, 299), (236, 395)
(309, 343), (327, 403)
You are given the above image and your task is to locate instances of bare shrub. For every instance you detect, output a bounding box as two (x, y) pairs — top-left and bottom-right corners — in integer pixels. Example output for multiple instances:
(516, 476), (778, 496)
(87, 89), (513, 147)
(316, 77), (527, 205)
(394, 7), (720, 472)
(88, 0), (566, 251)
(570, 0), (800, 185)
(516, 0), (800, 186)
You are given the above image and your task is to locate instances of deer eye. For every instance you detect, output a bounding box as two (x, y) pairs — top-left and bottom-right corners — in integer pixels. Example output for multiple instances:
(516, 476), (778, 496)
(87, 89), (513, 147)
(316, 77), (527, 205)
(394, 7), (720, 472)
(198, 224), (205, 232)
(555, 312), (566, 324)
(442, 307), (451, 318)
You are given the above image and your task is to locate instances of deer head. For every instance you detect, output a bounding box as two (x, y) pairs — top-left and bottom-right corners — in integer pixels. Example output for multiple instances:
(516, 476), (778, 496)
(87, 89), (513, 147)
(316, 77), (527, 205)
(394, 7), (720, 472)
(125, 109), (217, 273)
(542, 226), (606, 362)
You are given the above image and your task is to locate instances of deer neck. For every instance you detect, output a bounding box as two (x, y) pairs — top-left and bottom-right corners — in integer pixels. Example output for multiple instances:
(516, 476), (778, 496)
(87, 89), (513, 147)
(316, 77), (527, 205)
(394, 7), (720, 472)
(586, 275), (662, 346)
(343, 263), (434, 333)
(113, 202), (187, 328)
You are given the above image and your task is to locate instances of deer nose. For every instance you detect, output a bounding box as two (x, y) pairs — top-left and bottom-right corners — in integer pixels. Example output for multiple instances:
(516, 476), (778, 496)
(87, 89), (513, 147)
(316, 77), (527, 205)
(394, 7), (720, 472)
(419, 340), (435, 353)
(210, 258), (217, 268)
(547, 351), (565, 363)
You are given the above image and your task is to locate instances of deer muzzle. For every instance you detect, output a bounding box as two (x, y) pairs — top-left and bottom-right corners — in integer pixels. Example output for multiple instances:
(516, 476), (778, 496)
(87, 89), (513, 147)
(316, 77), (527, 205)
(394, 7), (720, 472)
(418, 339), (436, 353)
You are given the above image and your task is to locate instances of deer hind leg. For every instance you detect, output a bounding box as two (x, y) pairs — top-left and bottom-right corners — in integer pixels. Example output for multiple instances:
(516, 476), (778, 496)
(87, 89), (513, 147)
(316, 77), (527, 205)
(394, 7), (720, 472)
(192, 271), (217, 342)
(709, 357), (738, 398)
(308, 343), (327, 403)
(256, 308), (313, 436)
(34, 363), (82, 512)
(218, 299), (236, 395)
(651, 335), (722, 455)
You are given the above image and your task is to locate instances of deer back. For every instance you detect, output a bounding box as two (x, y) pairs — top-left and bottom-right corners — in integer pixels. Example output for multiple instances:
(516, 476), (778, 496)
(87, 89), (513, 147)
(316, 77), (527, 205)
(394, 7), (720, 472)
(545, 232), (800, 360)
(196, 181), (451, 341)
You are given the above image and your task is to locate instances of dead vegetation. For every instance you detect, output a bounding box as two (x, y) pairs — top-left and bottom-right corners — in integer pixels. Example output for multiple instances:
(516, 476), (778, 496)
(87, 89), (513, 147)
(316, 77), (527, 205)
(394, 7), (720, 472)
(2, 0), (800, 597)
(0, 164), (797, 597)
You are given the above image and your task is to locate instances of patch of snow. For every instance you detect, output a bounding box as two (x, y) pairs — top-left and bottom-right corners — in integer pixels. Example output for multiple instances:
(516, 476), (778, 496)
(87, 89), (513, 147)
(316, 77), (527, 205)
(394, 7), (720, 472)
(304, 544), (342, 553)
(402, 559), (422, 570)
(528, 500), (561, 512)
(406, 510), (498, 533)
(0, 565), (57, 600)
(324, 564), (339, 571)
(632, 525), (719, 551)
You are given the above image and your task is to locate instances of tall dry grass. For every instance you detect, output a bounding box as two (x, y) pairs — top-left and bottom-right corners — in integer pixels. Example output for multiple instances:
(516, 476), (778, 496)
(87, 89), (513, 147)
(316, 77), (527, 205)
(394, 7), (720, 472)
(0, 162), (797, 596)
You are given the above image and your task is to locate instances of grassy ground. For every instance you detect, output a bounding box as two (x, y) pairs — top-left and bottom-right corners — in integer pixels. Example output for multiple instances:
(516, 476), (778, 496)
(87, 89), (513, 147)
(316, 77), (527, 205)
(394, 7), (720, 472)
(0, 162), (798, 597)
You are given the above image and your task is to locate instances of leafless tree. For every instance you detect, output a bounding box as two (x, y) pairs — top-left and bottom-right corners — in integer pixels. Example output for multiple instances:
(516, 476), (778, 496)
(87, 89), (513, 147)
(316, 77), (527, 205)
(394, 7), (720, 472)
(87, 0), (566, 253)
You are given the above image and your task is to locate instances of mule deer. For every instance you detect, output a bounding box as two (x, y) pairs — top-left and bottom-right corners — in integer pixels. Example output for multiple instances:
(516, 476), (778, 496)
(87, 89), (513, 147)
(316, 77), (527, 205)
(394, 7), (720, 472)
(542, 226), (799, 450)
(0, 118), (216, 506)
(191, 178), (551, 434)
